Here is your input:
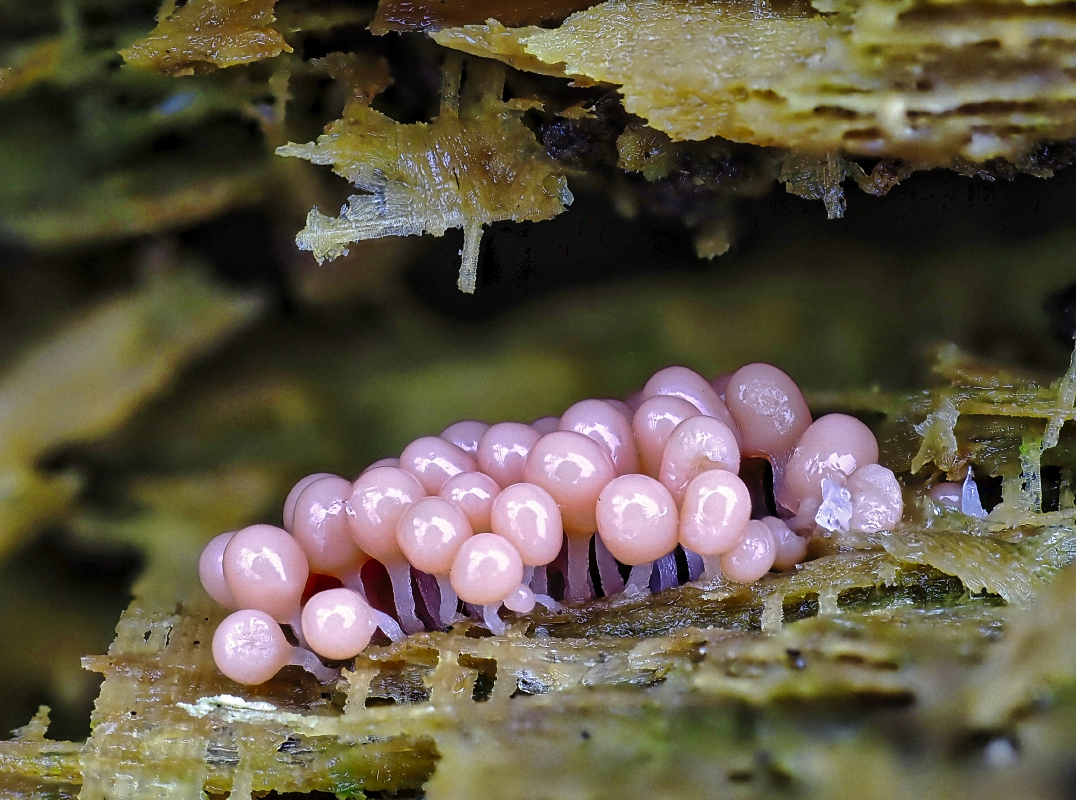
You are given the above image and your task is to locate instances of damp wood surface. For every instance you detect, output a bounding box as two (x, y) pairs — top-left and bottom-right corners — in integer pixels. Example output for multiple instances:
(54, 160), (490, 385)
(6, 0), (1076, 262)
(120, 0), (292, 76)
(370, 0), (600, 34)
(434, 0), (1076, 165)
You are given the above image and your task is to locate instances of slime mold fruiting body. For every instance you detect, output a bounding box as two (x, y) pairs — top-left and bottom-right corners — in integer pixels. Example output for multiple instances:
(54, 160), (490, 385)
(439, 471), (500, 536)
(301, 588), (378, 661)
(198, 531), (239, 609)
(478, 422), (541, 487)
(440, 419), (489, 454)
(659, 415), (740, 503)
(221, 525), (308, 634)
(725, 363), (812, 461)
(290, 476), (367, 586)
(679, 469), (754, 580)
(596, 473), (679, 594)
(450, 533), (527, 634)
(523, 429), (618, 600)
(397, 496), (474, 625)
(929, 466), (988, 518)
(633, 395), (702, 476)
(201, 363), (911, 685)
(560, 399), (641, 476)
(213, 609), (339, 685)
(347, 466), (426, 634)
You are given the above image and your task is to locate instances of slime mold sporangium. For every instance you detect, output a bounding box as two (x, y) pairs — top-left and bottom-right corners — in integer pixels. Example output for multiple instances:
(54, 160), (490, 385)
(199, 364), (905, 684)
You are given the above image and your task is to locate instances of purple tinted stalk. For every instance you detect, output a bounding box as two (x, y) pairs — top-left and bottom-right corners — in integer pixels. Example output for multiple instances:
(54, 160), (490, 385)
(702, 555), (722, 583)
(435, 574), (461, 626)
(370, 609), (406, 643)
(385, 561), (424, 634)
(625, 563), (653, 596)
(682, 547), (704, 582)
(287, 647), (339, 683)
(565, 535), (593, 601)
(595, 535), (625, 596)
(341, 572), (368, 600)
(287, 610), (310, 649)
(482, 603), (506, 635)
(531, 565), (548, 594)
(651, 551), (679, 593)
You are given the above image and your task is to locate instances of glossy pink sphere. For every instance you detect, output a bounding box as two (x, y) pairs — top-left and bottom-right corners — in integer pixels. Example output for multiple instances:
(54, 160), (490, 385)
(400, 436), (476, 494)
(439, 471), (500, 533)
(363, 457), (400, 472)
(929, 482), (962, 508)
(658, 415), (741, 504)
(347, 466), (425, 564)
(560, 398), (640, 475)
(291, 475), (368, 576)
(725, 363), (812, 460)
(762, 516), (808, 571)
(490, 482), (564, 566)
(642, 366), (741, 440)
(302, 588), (377, 660)
(596, 474), (678, 565)
(283, 473), (333, 531)
(633, 395), (701, 477)
(199, 531), (238, 609)
(440, 420), (489, 455)
(503, 584), (536, 614)
(522, 430), (617, 536)
(848, 464), (904, 533)
(719, 520), (776, 583)
(213, 609), (292, 685)
(396, 496), (474, 575)
(477, 422), (541, 488)
(222, 524), (309, 622)
(710, 372), (732, 398)
(678, 470), (752, 556)
(603, 398), (634, 421)
(450, 533), (525, 605)
(781, 414), (880, 509)
(531, 416), (561, 435)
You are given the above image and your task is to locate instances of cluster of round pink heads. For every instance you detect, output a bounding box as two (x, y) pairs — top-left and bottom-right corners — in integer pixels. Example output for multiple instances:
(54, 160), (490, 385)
(201, 363), (904, 685)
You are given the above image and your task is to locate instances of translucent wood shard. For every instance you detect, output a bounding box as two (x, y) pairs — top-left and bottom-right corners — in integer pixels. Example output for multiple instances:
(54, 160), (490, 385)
(276, 63), (572, 293)
(371, 0), (597, 33)
(121, 0), (292, 76)
(435, 0), (1076, 164)
(432, 22), (573, 78)
(912, 397), (961, 474)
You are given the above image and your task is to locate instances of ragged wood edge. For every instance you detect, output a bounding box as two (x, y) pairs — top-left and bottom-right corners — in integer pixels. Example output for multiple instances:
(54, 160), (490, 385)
(431, 22), (573, 79)
(277, 57), (572, 292)
(435, 0), (1076, 164)
(121, 0), (292, 76)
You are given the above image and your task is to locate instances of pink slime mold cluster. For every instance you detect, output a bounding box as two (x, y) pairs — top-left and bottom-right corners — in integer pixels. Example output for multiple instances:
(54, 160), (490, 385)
(201, 363), (905, 685)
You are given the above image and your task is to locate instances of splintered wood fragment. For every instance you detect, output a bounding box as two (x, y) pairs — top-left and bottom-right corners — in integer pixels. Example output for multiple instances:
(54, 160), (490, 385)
(371, 0), (598, 34)
(277, 59), (571, 293)
(435, 0), (1076, 165)
(1043, 342), (1076, 451)
(121, 0), (292, 76)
